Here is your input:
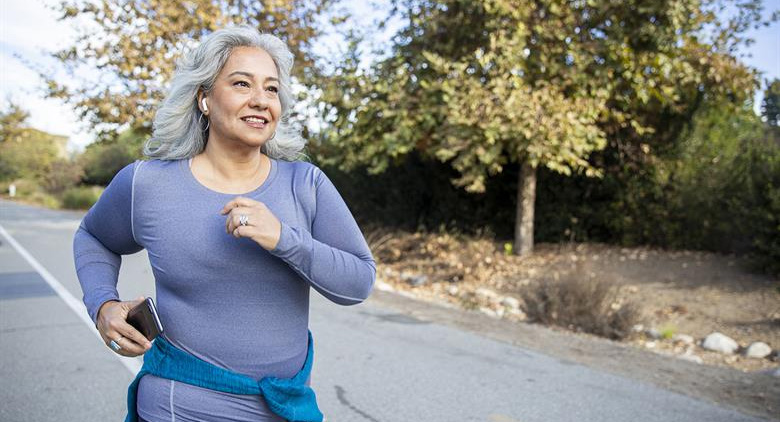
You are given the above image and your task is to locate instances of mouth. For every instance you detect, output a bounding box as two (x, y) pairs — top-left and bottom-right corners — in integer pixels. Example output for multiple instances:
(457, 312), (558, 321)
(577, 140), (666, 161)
(241, 116), (270, 128)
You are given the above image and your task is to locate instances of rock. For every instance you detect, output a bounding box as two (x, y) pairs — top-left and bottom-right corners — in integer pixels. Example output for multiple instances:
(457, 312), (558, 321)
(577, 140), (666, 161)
(446, 285), (459, 296)
(702, 332), (739, 354)
(374, 280), (395, 292)
(401, 272), (428, 287)
(763, 367), (780, 377)
(645, 328), (662, 340)
(506, 307), (527, 319)
(475, 287), (499, 303)
(631, 324), (644, 333)
(744, 342), (772, 359)
(501, 296), (520, 310)
(672, 334), (695, 345)
(479, 306), (500, 318)
(678, 353), (703, 364)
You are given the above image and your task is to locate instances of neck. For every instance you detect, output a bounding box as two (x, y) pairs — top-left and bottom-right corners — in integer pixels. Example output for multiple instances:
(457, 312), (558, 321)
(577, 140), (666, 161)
(196, 141), (265, 183)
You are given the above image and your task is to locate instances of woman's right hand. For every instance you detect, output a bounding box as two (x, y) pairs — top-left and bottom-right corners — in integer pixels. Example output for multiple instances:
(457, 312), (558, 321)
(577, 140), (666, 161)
(96, 296), (152, 357)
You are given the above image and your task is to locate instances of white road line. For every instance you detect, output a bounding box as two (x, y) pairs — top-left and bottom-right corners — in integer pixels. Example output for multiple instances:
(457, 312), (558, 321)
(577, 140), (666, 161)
(0, 223), (141, 374)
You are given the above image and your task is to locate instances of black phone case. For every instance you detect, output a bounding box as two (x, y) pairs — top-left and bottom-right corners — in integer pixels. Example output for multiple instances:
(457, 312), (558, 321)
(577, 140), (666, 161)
(127, 297), (163, 341)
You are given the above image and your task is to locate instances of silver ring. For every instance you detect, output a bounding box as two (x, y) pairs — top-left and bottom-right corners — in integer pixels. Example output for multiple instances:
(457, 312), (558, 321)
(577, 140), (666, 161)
(239, 214), (249, 226)
(109, 338), (122, 352)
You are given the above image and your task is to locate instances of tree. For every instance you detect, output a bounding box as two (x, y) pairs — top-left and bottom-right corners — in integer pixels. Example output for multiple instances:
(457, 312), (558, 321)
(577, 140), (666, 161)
(0, 103), (30, 143)
(0, 103), (68, 182)
(315, 0), (770, 255)
(80, 128), (146, 185)
(762, 78), (780, 127)
(46, 0), (339, 139)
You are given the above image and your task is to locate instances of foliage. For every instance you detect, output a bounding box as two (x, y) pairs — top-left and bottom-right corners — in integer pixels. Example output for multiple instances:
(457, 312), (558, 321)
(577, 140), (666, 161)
(535, 98), (780, 275)
(762, 78), (780, 128)
(62, 185), (104, 209)
(0, 103), (30, 142)
(0, 179), (43, 198)
(739, 138), (780, 275)
(659, 324), (677, 340)
(46, 0), (339, 139)
(313, 0), (771, 256)
(0, 104), (67, 182)
(321, 96), (780, 275)
(80, 129), (146, 185)
(316, 0), (767, 182)
(41, 159), (85, 195)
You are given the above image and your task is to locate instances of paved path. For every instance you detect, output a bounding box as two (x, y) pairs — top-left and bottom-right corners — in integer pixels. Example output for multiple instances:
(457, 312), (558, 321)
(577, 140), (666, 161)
(0, 199), (772, 421)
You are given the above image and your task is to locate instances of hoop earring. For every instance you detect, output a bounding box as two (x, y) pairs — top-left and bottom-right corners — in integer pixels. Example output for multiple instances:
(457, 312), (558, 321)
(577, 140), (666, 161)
(198, 112), (210, 132)
(268, 131), (276, 141)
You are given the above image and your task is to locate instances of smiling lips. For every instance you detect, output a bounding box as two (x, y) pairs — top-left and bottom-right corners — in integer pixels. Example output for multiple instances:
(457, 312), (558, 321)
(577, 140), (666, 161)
(241, 116), (270, 129)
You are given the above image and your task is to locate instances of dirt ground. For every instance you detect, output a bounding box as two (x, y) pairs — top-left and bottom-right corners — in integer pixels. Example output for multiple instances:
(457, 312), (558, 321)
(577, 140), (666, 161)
(366, 228), (780, 373)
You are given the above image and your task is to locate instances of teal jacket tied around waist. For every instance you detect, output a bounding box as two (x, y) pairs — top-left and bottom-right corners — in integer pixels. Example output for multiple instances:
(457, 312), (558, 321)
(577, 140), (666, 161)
(125, 330), (323, 422)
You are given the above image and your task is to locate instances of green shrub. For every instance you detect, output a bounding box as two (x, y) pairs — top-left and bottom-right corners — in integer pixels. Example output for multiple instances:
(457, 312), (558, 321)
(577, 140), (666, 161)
(80, 139), (140, 185)
(659, 324), (677, 340)
(29, 191), (61, 209)
(42, 159), (84, 195)
(61, 186), (103, 210)
(3, 179), (41, 197)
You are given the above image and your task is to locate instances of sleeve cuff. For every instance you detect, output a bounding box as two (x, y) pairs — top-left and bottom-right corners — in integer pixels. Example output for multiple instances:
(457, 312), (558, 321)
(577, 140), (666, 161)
(268, 221), (314, 272)
(270, 221), (291, 255)
(270, 221), (312, 256)
(87, 293), (120, 325)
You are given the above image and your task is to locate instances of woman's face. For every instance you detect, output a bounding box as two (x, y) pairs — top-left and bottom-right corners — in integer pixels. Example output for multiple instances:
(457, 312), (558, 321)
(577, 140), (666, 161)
(201, 46), (282, 149)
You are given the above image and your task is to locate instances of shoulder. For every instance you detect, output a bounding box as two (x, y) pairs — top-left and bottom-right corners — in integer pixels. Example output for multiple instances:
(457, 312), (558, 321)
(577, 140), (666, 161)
(133, 158), (181, 175)
(274, 159), (328, 187)
(131, 158), (184, 185)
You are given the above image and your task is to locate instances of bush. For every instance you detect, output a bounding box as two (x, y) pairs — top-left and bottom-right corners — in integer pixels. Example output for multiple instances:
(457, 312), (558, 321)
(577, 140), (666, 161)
(80, 138), (141, 185)
(0, 179), (60, 208)
(61, 186), (103, 210)
(742, 141), (780, 275)
(29, 191), (61, 209)
(519, 272), (642, 340)
(0, 179), (40, 197)
(41, 159), (84, 195)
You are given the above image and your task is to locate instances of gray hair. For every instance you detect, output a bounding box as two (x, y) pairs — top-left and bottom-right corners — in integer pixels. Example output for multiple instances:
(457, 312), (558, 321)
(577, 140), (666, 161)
(144, 26), (306, 161)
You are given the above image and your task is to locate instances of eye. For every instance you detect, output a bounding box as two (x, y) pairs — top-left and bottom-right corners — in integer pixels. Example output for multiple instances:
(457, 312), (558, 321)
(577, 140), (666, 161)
(267, 85), (279, 93)
(234, 80), (250, 88)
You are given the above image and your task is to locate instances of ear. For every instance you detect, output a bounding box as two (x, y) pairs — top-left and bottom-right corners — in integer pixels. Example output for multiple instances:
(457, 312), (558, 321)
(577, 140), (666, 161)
(198, 91), (208, 114)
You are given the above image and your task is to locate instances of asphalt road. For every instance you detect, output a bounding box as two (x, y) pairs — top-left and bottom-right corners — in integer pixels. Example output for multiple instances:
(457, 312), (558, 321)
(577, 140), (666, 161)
(0, 198), (771, 422)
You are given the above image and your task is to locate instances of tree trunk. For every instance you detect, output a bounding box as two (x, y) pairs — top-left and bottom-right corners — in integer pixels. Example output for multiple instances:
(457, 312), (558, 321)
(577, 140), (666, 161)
(514, 160), (537, 256)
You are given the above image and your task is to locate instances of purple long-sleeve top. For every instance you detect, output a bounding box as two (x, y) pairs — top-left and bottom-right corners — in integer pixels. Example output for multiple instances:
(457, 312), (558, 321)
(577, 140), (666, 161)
(73, 157), (375, 421)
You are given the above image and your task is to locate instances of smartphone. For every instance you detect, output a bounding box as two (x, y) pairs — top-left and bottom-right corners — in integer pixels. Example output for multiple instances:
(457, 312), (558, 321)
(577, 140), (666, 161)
(127, 297), (164, 341)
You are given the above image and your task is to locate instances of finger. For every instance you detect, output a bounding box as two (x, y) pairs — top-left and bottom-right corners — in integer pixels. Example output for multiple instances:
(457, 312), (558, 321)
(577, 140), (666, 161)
(112, 336), (144, 357)
(115, 323), (151, 353)
(233, 224), (259, 239)
(130, 296), (145, 308)
(226, 206), (253, 234)
(124, 324), (153, 350)
(220, 196), (257, 214)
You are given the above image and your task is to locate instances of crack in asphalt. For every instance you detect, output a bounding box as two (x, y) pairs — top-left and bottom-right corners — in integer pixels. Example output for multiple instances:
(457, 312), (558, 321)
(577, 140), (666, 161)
(334, 385), (381, 422)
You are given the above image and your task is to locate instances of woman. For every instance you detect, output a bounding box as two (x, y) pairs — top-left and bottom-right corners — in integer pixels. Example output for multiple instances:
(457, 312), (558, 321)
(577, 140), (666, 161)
(73, 26), (376, 422)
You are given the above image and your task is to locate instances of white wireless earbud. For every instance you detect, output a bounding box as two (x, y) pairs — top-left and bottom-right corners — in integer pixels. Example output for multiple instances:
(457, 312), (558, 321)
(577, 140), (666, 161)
(201, 98), (208, 113)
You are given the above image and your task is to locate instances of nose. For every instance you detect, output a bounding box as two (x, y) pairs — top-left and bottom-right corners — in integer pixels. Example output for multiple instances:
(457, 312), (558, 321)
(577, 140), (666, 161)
(248, 88), (268, 109)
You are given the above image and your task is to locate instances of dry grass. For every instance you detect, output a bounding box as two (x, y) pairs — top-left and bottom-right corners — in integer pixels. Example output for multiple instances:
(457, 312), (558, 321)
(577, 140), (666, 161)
(519, 273), (643, 340)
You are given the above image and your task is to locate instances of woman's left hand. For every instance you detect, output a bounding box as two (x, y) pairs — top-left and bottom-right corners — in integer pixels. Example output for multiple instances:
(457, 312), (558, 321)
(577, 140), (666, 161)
(220, 196), (282, 251)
